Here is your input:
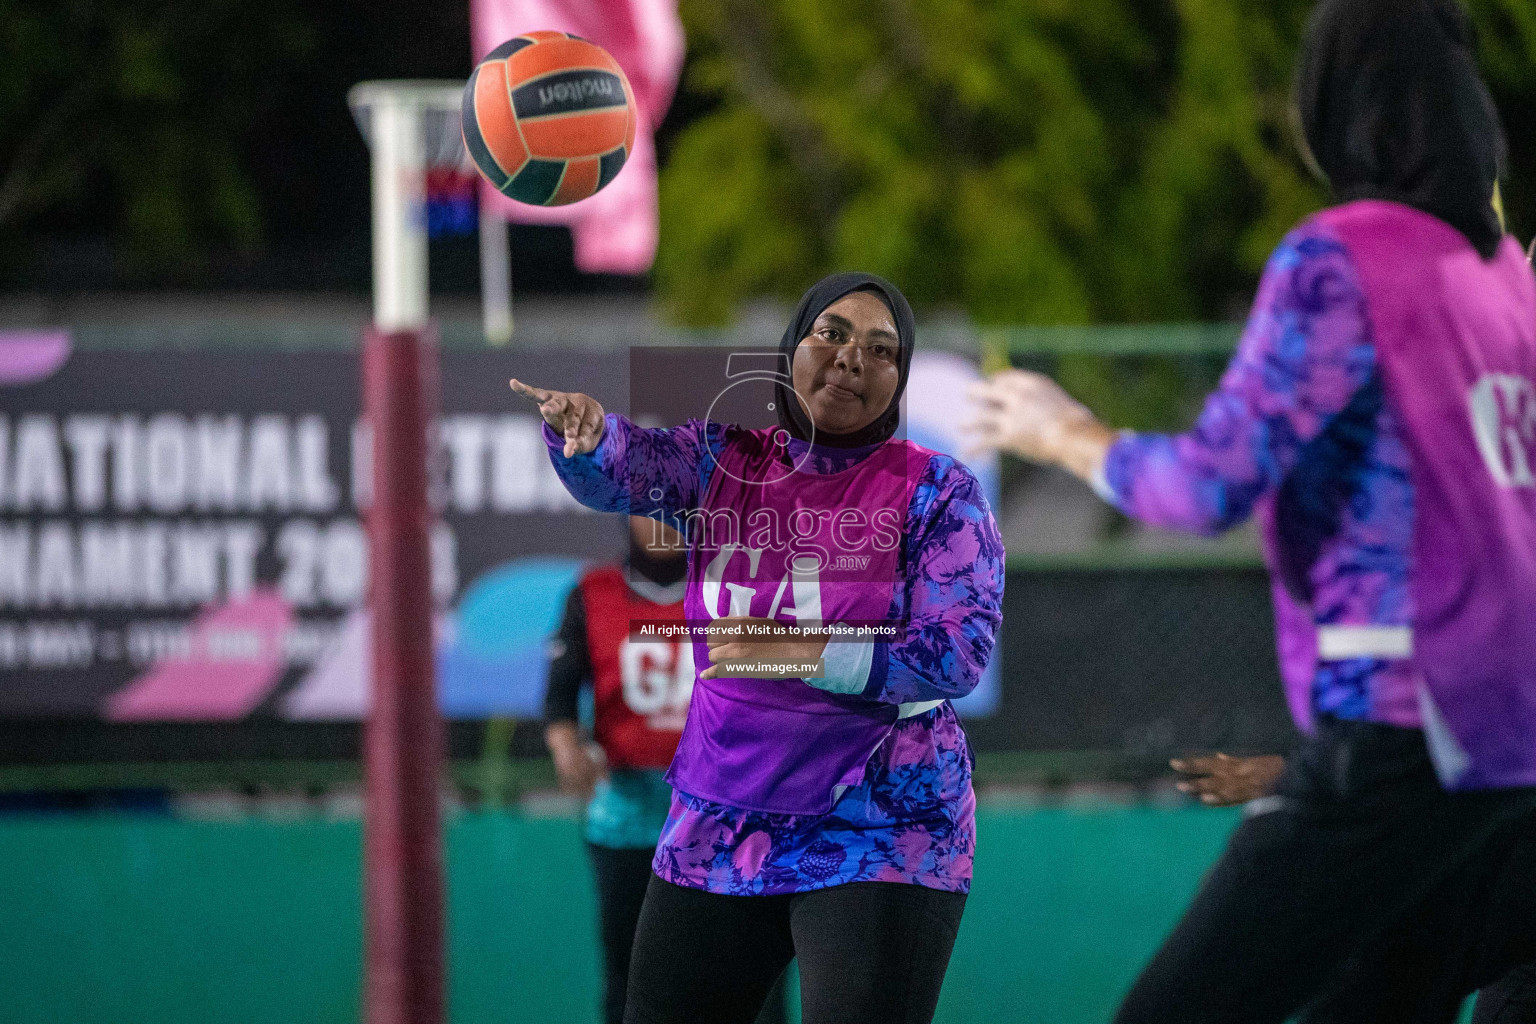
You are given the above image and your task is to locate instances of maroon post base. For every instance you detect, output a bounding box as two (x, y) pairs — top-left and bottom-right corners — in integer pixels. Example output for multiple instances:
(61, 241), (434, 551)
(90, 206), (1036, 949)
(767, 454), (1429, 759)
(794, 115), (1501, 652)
(361, 324), (444, 1024)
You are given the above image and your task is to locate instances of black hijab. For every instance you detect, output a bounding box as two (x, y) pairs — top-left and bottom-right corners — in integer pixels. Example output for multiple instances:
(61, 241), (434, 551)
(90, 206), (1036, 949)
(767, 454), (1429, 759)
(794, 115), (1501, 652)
(1294, 0), (1507, 259)
(1290, 0), (1505, 260)
(773, 272), (917, 449)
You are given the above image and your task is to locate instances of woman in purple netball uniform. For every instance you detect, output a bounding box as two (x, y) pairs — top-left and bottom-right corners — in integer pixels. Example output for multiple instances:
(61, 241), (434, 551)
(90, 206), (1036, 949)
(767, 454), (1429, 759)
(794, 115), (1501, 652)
(969, 0), (1536, 1021)
(511, 273), (1004, 1024)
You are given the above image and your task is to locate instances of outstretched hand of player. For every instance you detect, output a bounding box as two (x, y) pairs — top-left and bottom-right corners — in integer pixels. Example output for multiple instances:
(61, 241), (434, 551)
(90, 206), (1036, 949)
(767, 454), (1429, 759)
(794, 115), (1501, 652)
(509, 378), (606, 457)
(963, 369), (1116, 484)
(700, 617), (830, 681)
(1171, 753), (1286, 806)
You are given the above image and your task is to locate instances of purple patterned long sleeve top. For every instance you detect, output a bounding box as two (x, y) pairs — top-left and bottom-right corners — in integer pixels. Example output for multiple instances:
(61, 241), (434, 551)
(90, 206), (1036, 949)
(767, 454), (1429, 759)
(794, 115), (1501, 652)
(544, 414), (1004, 894)
(1101, 220), (1418, 729)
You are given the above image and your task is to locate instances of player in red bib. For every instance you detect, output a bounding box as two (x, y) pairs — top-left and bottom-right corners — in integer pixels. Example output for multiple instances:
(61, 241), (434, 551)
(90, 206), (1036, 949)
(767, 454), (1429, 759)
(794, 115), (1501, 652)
(544, 516), (691, 1024)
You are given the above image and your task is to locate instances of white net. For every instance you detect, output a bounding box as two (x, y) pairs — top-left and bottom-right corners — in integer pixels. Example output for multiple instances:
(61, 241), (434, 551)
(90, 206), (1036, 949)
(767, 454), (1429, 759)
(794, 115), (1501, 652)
(348, 81), (471, 171)
(349, 80), (478, 238)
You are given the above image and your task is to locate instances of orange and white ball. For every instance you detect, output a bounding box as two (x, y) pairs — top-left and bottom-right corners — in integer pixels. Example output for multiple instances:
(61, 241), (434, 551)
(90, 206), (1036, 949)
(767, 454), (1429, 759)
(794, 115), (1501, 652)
(462, 32), (638, 207)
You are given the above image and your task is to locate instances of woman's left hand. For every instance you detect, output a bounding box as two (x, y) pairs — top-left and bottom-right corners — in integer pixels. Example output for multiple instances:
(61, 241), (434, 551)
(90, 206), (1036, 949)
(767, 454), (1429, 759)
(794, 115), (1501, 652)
(1170, 753), (1286, 806)
(700, 616), (830, 680)
(964, 369), (1116, 482)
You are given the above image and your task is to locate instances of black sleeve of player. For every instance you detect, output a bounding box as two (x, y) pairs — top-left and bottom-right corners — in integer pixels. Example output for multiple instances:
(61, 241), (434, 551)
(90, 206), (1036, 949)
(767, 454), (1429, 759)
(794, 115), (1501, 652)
(543, 584), (591, 725)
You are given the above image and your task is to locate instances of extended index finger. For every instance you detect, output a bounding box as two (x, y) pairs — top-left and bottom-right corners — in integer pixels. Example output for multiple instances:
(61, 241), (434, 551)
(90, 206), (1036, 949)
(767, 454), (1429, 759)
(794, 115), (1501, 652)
(509, 378), (554, 404)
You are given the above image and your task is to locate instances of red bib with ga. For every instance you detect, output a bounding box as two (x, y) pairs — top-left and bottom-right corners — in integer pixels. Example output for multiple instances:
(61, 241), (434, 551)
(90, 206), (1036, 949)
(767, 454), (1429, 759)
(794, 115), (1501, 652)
(579, 565), (693, 770)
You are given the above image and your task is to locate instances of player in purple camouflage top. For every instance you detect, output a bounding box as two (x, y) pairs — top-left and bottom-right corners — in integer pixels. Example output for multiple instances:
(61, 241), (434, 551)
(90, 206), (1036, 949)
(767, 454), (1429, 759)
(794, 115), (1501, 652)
(1098, 221), (1416, 728)
(542, 414), (994, 896)
(512, 272), (1002, 1024)
(967, 2), (1536, 1021)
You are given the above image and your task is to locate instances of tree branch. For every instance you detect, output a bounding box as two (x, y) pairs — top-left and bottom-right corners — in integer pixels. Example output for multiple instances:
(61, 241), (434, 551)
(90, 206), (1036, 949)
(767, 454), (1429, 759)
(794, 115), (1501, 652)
(0, 78), (97, 230)
(717, 0), (845, 227)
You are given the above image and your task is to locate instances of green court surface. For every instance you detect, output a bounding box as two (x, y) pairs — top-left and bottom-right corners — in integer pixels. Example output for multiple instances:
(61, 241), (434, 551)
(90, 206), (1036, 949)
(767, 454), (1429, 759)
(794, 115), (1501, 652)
(0, 805), (1243, 1024)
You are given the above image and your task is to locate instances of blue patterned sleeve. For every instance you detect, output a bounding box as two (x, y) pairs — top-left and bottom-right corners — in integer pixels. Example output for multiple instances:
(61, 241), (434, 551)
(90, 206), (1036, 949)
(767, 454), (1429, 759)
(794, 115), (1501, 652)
(1102, 224), (1376, 535)
(863, 455), (1006, 704)
(543, 414), (725, 528)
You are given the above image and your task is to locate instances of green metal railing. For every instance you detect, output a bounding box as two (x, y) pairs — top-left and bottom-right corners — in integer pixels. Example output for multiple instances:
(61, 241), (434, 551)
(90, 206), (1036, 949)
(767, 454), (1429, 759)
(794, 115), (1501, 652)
(986, 323), (1242, 356)
(61, 319), (1246, 356)
(0, 750), (1169, 797)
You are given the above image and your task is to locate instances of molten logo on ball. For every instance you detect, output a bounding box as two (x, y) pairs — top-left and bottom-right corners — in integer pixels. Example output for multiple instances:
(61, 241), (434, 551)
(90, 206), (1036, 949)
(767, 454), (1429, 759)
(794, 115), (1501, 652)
(462, 31), (638, 207)
(528, 73), (620, 113)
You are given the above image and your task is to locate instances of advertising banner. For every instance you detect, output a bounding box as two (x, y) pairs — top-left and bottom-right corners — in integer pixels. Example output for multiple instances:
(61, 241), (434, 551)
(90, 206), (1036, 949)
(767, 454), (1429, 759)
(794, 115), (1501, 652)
(0, 340), (627, 720)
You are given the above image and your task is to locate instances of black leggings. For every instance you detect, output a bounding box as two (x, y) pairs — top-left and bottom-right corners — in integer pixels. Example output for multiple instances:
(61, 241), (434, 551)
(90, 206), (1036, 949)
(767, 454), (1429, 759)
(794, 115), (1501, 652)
(588, 844), (657, 1024)
(588, 845), (790, 1024)
(624, 876), (967, 1024)
(1115, 718), (1536, 1024)
(1475, 962), (1536, 1024)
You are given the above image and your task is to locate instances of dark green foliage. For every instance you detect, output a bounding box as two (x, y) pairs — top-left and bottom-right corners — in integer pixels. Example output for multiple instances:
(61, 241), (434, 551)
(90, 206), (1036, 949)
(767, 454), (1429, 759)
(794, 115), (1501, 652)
(0, 0), (317, 276)
(657, 0), (1536, 327)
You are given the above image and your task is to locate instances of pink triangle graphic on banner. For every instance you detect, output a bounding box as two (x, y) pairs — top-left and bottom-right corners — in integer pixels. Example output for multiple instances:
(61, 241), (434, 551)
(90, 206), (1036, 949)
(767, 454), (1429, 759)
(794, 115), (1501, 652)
(281, 609), (455, 720)
(471, 0), (685, 274)
(0, 331), (71, 385)
(104, 589), (294, 721)
(282, 607), (373, 720)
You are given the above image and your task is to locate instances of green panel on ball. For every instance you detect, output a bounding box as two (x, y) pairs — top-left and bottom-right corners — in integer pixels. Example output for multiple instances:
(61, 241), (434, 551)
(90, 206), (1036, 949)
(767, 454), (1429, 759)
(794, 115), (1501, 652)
(505, 158), (567, 206)
(597, 147), (626, 191)
(461, 69), (511, 191)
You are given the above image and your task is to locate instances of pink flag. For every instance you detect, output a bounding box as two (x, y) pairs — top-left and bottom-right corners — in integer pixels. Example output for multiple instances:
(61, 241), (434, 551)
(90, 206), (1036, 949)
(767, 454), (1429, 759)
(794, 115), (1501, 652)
(471, 0), (685, 274)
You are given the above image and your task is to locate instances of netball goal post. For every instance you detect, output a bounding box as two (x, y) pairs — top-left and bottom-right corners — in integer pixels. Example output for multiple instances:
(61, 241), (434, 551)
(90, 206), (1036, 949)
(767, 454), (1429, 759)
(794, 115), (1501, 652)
(347, 79), (463, 1024)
